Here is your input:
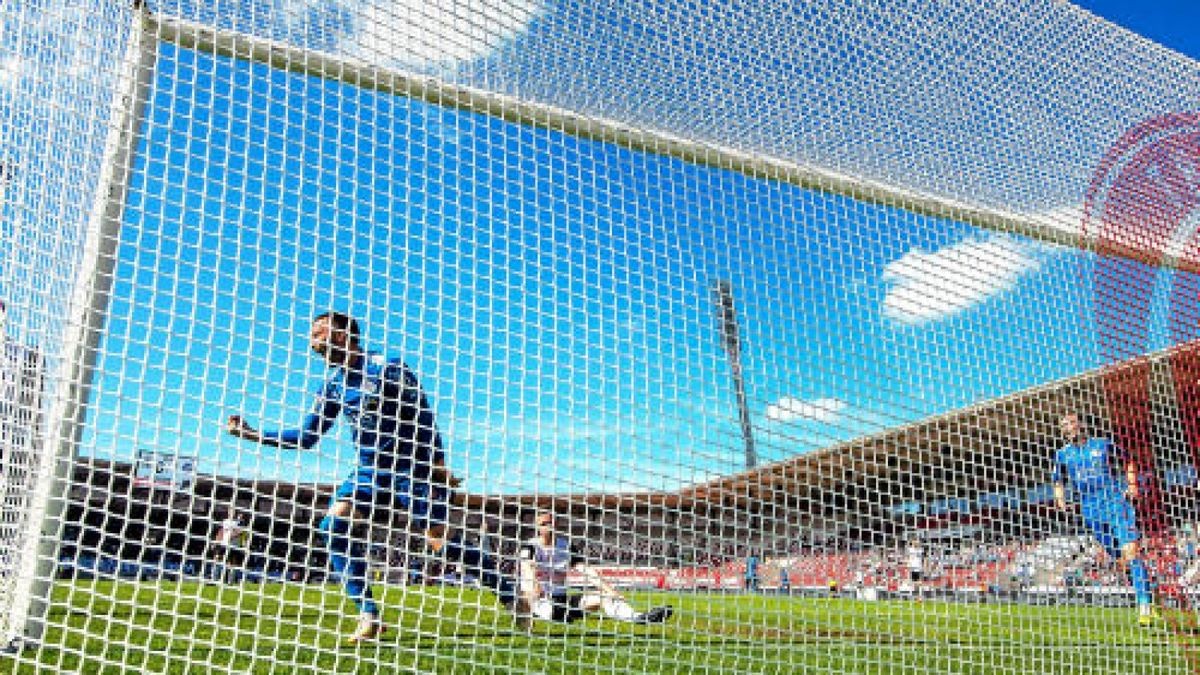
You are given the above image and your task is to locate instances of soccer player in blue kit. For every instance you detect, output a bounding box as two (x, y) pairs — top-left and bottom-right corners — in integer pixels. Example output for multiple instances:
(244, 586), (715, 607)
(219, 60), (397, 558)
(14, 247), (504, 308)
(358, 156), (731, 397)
(1052, 412), (1157, 626)
(226, 312), (519, 642)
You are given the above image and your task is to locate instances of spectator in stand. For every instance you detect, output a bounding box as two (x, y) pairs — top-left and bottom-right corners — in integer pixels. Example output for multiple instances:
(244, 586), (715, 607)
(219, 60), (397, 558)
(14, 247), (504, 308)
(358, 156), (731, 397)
(906, 538), (924, 596)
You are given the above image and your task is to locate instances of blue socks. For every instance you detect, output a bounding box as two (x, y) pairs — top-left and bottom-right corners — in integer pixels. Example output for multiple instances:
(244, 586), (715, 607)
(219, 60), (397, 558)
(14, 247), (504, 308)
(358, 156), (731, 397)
(319, 515), (377, 616)
(443, 538), (515, 606)
(1129, 558), (1152, 607)
(319, 516), (513, 615)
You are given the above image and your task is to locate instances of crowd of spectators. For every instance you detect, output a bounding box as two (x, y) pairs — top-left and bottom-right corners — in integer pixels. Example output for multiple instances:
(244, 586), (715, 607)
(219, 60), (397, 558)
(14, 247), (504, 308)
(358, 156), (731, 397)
(54, 491), (1200, 600)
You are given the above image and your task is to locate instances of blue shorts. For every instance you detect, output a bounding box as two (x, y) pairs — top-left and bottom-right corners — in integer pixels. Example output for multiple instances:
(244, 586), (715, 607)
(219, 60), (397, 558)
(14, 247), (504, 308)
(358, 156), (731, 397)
(332, 468), (449, 529)
(1080, 495), (1139, 558)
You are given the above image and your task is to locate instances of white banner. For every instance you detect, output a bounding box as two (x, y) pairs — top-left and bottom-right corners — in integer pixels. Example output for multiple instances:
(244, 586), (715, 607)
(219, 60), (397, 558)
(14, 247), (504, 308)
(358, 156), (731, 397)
(133, 450), (195, 492)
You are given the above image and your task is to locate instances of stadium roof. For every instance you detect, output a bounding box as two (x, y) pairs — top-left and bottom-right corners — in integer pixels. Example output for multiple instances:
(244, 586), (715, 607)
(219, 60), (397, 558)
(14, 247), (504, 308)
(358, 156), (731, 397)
(75, 341), (1200, 519)
(474, 340), (1200, 516)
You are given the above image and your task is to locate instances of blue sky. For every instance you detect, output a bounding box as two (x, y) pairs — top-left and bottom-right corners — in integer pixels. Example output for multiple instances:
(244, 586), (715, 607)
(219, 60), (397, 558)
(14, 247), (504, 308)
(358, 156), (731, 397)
(1073, 0), (1200, 59)
(3, 1), (1199, 496)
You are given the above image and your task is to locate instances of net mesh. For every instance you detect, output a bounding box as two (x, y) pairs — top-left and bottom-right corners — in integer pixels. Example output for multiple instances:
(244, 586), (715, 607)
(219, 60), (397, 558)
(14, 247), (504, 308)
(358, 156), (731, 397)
(2, 0), (1200, 672)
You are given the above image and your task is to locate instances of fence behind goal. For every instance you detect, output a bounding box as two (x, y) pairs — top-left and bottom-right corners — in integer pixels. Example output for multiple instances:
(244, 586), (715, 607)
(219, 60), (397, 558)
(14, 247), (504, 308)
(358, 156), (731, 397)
(3, 0), (1200, 673)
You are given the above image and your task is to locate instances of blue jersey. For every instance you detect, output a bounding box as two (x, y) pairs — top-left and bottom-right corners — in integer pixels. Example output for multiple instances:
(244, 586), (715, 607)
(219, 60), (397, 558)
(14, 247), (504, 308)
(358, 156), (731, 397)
(262, 352), (444, 478)
(1053, 437), (1127, 504)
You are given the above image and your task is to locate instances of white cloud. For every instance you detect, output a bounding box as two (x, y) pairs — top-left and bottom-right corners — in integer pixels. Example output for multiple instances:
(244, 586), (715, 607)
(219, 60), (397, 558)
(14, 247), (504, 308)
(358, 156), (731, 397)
(881, 235), (1044, 325)
(62, 46), (94, 81)
(764, 396), (846, 424)
(333, 0), (541, 68)
(0, 56), (24, 91)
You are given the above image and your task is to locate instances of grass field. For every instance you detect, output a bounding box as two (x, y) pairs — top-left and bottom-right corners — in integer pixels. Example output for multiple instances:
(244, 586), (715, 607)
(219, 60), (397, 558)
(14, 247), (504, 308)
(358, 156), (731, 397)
(2, 580), (1194, 674)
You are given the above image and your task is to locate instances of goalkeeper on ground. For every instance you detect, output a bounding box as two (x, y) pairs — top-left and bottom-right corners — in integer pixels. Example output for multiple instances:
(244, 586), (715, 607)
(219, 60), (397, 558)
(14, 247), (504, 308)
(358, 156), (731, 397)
(1052, 412), (1157, 626)
(516, 512), (673, 626)
(226, 311), (519, 642)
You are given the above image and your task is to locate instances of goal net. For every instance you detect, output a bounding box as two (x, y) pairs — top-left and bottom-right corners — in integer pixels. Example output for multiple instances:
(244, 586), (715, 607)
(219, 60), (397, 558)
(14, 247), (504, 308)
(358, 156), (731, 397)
(3, 0), (1200, 672)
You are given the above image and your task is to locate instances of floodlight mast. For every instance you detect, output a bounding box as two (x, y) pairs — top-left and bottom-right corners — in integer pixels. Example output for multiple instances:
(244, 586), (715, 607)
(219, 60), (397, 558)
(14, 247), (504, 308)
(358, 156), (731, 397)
(10, 3), (156, 648)
(713, 280), (757, 471)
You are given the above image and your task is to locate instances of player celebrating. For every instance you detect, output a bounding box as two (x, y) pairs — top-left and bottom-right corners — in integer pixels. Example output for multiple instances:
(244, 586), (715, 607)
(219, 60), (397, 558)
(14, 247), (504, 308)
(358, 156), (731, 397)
(226, 311), (518, 642)
(1052, 412), (1157, 626)
(516, 511), (673, 627)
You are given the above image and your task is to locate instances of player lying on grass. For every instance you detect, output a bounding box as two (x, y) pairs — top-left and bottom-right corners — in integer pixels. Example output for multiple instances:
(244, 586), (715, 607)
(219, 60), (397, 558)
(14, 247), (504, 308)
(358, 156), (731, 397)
(1053, 412), (1157, 626)
(227, 311), (520, 643)
(516, 511), (673, 626)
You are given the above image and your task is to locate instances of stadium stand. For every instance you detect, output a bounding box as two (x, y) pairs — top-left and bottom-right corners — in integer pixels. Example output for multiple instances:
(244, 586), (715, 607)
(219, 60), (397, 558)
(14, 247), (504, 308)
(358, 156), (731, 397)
(55, 341), (1200, 598)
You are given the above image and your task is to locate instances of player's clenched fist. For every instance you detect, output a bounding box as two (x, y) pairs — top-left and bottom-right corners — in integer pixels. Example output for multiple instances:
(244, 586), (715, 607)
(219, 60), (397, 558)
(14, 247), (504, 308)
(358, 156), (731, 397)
(226, 414), (256, 439)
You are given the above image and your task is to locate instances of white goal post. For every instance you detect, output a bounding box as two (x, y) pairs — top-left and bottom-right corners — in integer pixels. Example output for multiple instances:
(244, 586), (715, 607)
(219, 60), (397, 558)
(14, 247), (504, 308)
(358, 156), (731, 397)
(148, 14), (1116, 262)
(3, 5), (156, 648)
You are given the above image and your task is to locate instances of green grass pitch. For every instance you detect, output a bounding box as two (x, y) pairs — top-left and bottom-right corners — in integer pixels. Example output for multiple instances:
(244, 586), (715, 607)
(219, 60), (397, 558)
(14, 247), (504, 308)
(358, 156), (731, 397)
(2, 581), (1193, 673)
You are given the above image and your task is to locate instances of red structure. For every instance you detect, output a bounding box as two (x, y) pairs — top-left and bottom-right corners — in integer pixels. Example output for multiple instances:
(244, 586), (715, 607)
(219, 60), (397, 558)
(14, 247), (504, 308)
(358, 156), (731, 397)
(1086, 112), (1200, 665)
